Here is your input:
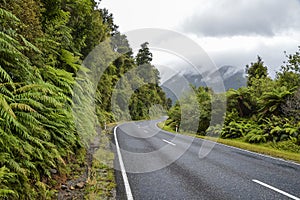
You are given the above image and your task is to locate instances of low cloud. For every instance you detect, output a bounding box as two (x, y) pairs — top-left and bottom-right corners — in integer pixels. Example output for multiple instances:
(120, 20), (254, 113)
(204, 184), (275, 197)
(208, 37), (299, 77)
(154, 35), (299, 81)
(182, 0), (300, 37)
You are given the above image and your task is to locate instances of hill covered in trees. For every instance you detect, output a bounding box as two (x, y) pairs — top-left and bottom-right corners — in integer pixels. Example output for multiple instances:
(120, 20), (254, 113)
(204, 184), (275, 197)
(0, 0), (168, 198)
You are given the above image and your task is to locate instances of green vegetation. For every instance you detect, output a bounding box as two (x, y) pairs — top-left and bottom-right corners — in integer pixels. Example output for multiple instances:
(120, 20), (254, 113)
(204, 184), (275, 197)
(85, 158), (116, 199)
(158, 122), (300, 163)
(111, 42), (169, 122)
(166, 51), (300, 154)
(85, 126), (116, 200)
(0, 0), (167, 199)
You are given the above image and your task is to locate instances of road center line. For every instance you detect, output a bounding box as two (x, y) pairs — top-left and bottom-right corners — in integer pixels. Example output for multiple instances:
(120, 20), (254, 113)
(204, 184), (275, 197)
(114, 126), (134, 200)
(252, 179), (300, 200)
(162, 139), (176, 146)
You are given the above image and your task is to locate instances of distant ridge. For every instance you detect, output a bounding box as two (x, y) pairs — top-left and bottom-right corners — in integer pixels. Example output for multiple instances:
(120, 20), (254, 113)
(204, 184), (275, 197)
(161, 65), (246, 103)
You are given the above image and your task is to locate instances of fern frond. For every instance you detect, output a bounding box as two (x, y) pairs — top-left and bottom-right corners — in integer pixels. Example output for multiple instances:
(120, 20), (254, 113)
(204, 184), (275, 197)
(0, 166), (17, 198)
(0, 8), (20, 22)
(10, 103), (36, 113)
(0, 94), (16, 118)
(19, 35), (41, 53)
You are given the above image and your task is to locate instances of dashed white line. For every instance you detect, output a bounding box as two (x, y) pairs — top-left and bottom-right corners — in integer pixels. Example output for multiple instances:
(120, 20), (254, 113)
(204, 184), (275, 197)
(162, 139), (176, 146)
(253, 179), (300, 200)
(114, 126), (134, 200)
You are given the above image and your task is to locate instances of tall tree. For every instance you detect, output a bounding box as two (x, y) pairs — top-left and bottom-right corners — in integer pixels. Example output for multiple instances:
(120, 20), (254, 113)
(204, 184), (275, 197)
(136, 42), (153, 66)
(276, 47), (300, 91)
(245, 56), (268, 86)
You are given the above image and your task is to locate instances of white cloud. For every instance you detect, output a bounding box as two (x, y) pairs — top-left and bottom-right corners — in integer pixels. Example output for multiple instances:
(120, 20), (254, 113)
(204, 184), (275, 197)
(192, 34), (299, 66)
(100, 0), (201, 31)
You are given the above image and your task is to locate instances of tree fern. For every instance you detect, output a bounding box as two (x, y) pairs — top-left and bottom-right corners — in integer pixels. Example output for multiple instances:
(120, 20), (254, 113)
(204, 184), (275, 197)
(258, 86), (292, 117)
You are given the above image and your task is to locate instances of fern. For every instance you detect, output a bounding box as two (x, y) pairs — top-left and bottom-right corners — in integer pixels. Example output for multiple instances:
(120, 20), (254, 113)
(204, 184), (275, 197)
(0, 166), (17, 198)
(246, 133), (268, 143)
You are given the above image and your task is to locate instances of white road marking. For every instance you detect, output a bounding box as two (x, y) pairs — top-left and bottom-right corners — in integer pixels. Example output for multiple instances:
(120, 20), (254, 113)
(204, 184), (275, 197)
(213, 141), (300, 167)
(114, 126), (134, 200)
(253, 179), (300, 200)
(162, 139), (176, 146)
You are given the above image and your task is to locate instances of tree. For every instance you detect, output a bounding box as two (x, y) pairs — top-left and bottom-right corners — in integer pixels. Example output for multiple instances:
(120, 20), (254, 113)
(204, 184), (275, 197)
(282, 47), (300, 73)
(166, 86), (213, 135)
(195, 86), (212, 134)
(226, 87), (253, 117)
(276, 47), (300, 91)
(136, 42), (152, 66)
(129, 84), (167, 120)
(282, 87), (300, 121)
(245, 56), (268, 87)
(258, 86), (292, 117)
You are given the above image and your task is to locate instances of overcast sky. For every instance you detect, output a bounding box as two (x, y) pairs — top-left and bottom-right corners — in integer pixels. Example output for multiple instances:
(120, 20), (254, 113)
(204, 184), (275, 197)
(100, 0), (300, 78)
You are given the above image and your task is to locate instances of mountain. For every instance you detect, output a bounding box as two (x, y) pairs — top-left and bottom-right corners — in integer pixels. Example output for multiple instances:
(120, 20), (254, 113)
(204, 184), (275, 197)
(161, 65), (246, 103)
(207, 65), (246, 90)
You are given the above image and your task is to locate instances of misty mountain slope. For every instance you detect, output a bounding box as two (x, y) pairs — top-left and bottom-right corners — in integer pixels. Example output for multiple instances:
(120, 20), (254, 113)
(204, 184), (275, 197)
(161, 65), (246, 103)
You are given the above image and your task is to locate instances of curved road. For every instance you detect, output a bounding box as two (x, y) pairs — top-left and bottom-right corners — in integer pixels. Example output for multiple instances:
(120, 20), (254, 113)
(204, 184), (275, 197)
(114, 118), (300, 200)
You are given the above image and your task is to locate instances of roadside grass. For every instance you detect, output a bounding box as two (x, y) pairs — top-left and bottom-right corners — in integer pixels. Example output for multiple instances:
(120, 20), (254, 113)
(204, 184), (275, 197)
(157, 122), (300, 164)
(85, 156), (116, 199)
(85, 124), (116, 200)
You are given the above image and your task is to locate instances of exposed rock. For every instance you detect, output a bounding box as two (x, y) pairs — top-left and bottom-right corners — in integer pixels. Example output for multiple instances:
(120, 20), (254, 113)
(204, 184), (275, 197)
(50, 168), (58, 174)
(61, 184), (68, 190)
(75, 182), (85, 189)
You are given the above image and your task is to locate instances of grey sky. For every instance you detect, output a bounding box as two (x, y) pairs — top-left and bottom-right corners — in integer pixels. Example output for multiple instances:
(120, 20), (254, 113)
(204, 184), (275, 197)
(100, 0), (300, 78)
(183, 0), (300, 37)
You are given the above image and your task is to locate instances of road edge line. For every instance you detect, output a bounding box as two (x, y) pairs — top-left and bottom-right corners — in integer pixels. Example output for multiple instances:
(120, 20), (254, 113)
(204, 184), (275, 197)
(252, 179), (300, 200)
(114, 125), (134, 200)
(155, 120), (300, 167)
(210, 140), (300, 167)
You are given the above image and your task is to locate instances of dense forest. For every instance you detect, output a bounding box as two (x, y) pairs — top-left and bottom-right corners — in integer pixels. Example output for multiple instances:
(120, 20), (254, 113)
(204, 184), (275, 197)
(0, 0), (167, 199)
(167, 51), (300, 150)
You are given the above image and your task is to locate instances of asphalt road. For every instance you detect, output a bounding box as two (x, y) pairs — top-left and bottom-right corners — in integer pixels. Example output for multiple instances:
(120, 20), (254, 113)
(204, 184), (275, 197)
(114, 118), (300, 200)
